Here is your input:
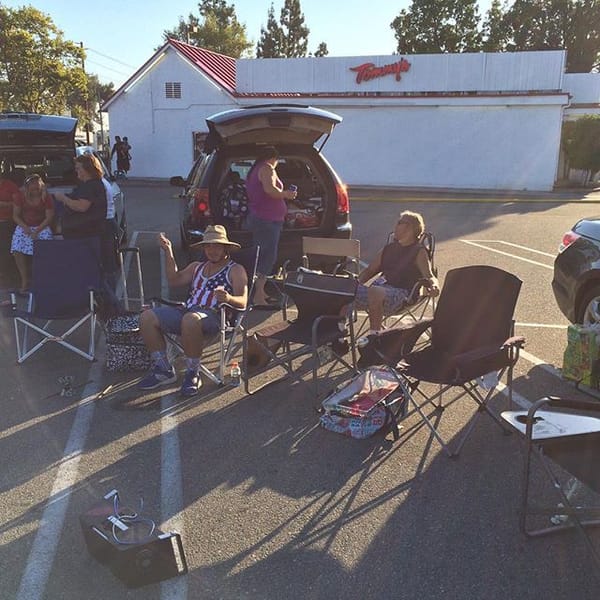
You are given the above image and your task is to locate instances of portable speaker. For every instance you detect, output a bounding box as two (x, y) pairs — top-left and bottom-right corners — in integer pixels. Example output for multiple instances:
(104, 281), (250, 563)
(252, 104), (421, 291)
(79, 489), (188, 588)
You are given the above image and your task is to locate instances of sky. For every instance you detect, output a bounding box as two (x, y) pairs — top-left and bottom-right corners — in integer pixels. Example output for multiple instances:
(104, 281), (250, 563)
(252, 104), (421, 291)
(2, 0), (493, 88)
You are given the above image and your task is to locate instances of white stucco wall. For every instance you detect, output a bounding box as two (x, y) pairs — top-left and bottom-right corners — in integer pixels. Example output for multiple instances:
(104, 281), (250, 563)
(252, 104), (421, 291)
(307, 95), (566, 190)
(106, 48), (239, 178)
(105, 48), (585, 190)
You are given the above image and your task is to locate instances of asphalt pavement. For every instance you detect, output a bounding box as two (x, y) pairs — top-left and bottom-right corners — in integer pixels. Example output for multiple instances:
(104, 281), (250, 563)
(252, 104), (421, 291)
(1, 185), (600, 600)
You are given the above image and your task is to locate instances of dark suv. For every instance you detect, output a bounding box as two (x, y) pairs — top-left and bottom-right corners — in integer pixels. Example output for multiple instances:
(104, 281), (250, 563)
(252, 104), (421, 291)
(170, 104), (351, 269)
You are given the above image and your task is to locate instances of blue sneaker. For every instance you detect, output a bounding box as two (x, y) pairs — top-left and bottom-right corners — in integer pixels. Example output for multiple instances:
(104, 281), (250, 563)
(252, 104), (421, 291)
(180, 369), (201, 397)
(138, 365), (177, 390)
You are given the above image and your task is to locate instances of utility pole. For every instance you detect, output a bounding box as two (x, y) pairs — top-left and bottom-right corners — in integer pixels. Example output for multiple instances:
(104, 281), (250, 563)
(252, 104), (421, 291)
(80, 41), (91, 145)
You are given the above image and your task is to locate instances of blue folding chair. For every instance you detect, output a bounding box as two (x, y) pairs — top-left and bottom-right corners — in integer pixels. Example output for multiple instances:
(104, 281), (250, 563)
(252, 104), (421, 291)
(11, 237), (103, 362)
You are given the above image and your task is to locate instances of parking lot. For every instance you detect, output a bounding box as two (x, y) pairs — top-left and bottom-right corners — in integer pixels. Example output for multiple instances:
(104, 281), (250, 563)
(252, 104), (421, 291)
(2, 182), (600, 599)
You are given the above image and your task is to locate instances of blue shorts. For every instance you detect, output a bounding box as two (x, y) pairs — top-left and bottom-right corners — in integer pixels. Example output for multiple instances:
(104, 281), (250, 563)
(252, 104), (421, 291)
(246, 213), (283, 276)
(152, 305), (220, 337)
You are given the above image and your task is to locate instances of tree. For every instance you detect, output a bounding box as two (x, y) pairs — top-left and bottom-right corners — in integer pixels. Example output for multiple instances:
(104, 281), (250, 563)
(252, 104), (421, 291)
(256, 0), (310, 58)
(68, 74), (115, 132)
(280, 0), (309, 57)
(481, 0), (510, 52)
(314, 42), (329, 57)
(500, 0), (600, 72)
(0, 5), (87, 114)
(561, 116), (600, 183)
(163, 0), (252, 58)
(256, 3), (285, 58)
(391, 0), (482, 54)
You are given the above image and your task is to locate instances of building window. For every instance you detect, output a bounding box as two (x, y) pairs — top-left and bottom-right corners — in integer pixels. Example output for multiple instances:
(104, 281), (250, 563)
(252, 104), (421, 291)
(165, 82), (182, 99)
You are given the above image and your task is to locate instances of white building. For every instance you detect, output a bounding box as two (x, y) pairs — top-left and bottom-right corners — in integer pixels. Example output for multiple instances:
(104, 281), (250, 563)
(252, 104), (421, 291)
(104, 40), (600, 192)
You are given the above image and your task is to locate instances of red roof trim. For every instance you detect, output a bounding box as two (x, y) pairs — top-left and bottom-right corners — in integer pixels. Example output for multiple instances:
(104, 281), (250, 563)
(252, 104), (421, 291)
(167, 38), (236, 93)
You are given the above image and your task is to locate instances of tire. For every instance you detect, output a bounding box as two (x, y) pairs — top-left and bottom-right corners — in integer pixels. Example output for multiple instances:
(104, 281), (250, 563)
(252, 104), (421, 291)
(577, 286), (600, 325)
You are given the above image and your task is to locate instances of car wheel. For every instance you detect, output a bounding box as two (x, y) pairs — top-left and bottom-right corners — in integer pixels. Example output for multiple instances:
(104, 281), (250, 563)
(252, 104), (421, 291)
(578, 286), (600, 325)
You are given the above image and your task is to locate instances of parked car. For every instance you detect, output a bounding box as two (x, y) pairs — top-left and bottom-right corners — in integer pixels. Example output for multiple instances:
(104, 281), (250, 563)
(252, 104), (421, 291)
(552, 217), (600, 324)
(0, 112), (126, 244)
(170, 104), (351, 270)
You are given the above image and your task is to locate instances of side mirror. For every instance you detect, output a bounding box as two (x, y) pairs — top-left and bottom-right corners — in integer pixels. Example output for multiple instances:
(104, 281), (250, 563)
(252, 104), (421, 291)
(170, 176), (186, 187)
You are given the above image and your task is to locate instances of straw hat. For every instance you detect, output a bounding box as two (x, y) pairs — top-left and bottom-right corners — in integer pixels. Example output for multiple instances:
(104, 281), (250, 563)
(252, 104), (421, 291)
(190, 224), (241, 249)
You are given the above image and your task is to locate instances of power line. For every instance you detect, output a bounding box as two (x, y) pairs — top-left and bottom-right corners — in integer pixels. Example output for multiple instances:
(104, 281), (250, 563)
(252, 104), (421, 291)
(86, 58), (131, 77)
(86, 47), (136, 69)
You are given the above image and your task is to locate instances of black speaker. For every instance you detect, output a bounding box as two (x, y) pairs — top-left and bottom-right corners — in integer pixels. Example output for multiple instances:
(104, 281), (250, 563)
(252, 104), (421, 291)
(79, 489), (188, 588)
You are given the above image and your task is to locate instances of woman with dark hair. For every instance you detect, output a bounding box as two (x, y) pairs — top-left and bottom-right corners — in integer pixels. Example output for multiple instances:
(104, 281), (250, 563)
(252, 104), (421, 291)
(53, 153), (107, 239)
(245, 145), (297, 308)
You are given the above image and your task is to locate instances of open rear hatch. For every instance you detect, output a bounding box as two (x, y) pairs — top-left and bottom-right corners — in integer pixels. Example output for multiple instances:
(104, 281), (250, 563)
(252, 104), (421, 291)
(0, 113), (77, 149)
(205, 104), (342, 152)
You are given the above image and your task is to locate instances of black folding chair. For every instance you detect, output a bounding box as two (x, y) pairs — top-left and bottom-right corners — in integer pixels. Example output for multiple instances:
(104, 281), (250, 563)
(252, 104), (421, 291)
(501, 397), (600, 569)
(243, 268), (358, 398)
(357, 265), (525, 457)
(153, 245), (259, 387)
(10, 237), (102, 362)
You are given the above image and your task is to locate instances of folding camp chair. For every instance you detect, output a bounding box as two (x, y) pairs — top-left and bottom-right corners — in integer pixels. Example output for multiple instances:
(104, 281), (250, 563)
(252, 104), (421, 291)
(355, 231), (437, 339)
(153, 245), (259, 386)
(501, 397), (600, 568)
(243, 268), (358, 398)
(10, 237), (102, 363)
(358, 265), (525, 457)
(301, 236), (361, 276)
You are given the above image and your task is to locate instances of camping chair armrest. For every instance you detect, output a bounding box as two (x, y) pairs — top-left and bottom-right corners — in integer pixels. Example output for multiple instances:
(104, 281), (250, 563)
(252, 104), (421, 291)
(407, 278), (435, 303)
(529, 396), (600, 416)
(219, 301), (246, 315)
(501, 335), (526, 350)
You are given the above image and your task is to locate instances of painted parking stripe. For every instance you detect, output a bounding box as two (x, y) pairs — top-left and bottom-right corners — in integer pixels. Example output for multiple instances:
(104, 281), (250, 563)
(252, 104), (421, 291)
(460, 239), (553, 270)
(17, 351), (104, 600)
(465, 240), (555, 258)
(158, 247), (186, 600)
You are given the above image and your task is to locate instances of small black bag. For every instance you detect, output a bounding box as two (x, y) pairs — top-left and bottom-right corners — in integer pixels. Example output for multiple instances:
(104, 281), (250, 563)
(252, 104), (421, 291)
(105, 314), (150, 372)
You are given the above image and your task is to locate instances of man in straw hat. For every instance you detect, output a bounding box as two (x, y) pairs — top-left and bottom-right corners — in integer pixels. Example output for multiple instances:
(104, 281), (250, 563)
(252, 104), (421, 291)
(138, 225), (248, 396)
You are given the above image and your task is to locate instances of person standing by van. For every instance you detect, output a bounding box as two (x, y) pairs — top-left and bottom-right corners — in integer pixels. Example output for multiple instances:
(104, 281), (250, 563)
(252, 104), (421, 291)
(245, 146), (296, 308)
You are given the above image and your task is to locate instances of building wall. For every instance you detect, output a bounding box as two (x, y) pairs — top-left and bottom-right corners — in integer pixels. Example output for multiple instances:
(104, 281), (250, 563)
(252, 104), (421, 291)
(236, 50), (566, 95)
(307, 95), (566, 190)
(107, 48), (238, 178)
(106, 48), (580, 190)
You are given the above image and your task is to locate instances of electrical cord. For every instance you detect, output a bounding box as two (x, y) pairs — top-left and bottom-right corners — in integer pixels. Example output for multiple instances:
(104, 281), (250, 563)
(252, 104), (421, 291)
(110, 491), (156, 545)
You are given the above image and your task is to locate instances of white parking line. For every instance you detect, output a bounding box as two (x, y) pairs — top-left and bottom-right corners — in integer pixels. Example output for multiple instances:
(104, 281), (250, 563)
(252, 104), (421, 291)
(158, 249), (186, 600)
(465, 240), (555, 258)
(17, 351), (104, 600)
(460, 239), (553, 269)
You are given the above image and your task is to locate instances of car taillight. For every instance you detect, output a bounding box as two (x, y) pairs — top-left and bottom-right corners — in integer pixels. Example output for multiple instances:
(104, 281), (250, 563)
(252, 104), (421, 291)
(559, 230), (580, 253)
(192, 188), (211, 217)
(335, 183), (349, 214)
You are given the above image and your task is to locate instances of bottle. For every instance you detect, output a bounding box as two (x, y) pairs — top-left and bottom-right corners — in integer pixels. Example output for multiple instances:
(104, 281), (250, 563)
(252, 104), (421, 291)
(230, 361), (241, 387)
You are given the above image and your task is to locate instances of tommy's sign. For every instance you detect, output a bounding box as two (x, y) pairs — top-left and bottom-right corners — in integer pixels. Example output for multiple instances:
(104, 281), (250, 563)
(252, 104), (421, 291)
(349, 58), (411, 84)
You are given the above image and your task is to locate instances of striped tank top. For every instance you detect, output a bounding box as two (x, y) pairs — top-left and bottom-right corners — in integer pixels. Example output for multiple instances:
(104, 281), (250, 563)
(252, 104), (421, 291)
(185, 260), (235, 309)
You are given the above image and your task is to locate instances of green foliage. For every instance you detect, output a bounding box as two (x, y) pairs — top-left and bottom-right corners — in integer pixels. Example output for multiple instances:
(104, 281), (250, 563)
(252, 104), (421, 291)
(500, 0), (600, 72)
(561, 116), (600, 177)
(0, 5), (87, 114)
(314, 42), (329, 57)
(256, 4), (285, 57)
(391, 0), (482, 54)
(391, 0), (599, 73)
(257, 0), (310, 58)
(163, 0), (253, 58)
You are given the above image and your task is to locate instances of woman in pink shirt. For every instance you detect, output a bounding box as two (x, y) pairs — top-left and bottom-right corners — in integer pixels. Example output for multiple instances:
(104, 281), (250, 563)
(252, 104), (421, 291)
(245, 146), (297, 308)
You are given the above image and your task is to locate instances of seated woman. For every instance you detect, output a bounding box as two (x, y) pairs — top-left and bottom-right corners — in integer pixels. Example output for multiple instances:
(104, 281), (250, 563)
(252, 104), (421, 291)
(10, 174), (54, 293)
(356, 210), (439, 334)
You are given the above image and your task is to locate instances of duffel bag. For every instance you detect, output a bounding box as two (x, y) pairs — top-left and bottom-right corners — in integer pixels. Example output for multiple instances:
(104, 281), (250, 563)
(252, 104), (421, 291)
(105, 314), (151, 372)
